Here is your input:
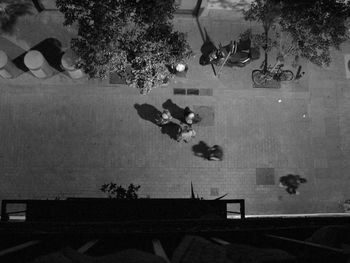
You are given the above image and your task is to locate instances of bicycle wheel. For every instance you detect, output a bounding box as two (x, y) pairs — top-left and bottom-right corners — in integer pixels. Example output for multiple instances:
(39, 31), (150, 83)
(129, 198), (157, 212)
(280, 70), (294, 81)
(252, 70), (267, 85)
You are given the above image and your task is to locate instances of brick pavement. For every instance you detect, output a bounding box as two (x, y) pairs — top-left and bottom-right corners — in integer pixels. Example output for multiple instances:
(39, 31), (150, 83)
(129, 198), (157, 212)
(0, 6), (350, 215)
(0, 78), (346, 214)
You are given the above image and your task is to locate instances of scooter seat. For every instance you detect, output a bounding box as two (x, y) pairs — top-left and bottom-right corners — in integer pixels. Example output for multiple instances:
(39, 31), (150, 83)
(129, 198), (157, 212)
(237, 39), (251, 52)
(239, 49), (250, 53)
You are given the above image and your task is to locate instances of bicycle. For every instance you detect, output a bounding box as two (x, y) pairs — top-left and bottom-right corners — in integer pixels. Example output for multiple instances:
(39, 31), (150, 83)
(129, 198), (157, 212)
(252, 61), (294, 86)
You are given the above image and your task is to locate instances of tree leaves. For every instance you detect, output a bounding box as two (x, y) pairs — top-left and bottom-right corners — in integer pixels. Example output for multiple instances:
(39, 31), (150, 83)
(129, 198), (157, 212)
(244, 0), (350, 67)
(100, 183), (141, 199)
(280, 0), (350, 66)
(57, 0), (192, 93)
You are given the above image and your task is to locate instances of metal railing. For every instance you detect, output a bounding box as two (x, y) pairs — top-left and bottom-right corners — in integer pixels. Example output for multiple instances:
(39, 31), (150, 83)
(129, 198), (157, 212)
(1, 198), (245, 222)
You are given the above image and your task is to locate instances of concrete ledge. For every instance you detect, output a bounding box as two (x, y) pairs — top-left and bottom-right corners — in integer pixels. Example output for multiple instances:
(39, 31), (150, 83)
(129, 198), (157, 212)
(228, 213), (350, 219)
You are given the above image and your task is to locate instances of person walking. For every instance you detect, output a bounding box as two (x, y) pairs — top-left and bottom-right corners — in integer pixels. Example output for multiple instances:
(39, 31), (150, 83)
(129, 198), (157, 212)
(208, 145), (223, 161)
(279, 174), (307, 195)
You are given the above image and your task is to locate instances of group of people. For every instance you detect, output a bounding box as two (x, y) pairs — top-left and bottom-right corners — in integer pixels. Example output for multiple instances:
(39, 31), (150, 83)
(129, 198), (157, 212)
(155, 105), (309, 188)
(156, 106), (199, 143)
(156, 106), (223, 161)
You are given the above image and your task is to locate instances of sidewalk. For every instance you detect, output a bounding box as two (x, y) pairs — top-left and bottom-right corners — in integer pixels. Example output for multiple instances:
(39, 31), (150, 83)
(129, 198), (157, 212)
(0, 3), (349, 215)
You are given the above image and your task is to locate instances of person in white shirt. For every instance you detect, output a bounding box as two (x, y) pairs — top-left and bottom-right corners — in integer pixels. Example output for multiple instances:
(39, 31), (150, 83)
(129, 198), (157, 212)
(156, 109), (172, 126)
(177, 126), (196, 143)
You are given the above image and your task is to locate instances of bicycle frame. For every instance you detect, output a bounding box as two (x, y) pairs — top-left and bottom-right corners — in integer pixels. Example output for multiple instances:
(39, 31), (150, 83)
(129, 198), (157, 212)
(262, 60), (283, 74)
(252, 58), (294, 86)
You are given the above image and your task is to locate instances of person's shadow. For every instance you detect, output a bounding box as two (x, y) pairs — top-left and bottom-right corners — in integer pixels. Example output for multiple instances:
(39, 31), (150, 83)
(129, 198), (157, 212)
(134, 103), (161, 125)
(161, 122), (181, 140)
(192, 141), (210, 159)
(199, 28), (217, 66)
(162, 99), (185, 123)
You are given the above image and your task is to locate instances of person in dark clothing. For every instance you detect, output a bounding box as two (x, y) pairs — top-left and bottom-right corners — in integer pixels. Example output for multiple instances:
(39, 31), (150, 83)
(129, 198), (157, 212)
(184, 107), (195, 125)
(279, 174), (307, 195)
(208, 145), (224, 161)
(184, 107), (201, 126)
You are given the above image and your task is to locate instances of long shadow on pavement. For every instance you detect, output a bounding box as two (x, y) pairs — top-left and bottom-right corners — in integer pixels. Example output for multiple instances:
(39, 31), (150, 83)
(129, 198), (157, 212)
(13, 37), (65, 73)
(162, 99), (185, 123)
(198, 27), (217, 76)
(31, 38), (65, 72)
(134, 103), (161, 125)
(161, 122), (181, 141)
(201, 27), (217, 55)
(192, 141), (210, 159)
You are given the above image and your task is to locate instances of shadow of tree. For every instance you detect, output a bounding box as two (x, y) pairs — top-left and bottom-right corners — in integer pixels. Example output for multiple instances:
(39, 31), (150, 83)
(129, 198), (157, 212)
(162, 99), (185, 123)
(192, 141), (210, 159)
(201, 28), (216, 54)
(134, 103), (161, 125)
(29, 38), (65, 72)
(161, 122), (181, 141)
(31, 0), (44, 12)
(0, 0), (34, 34)
(8, 37), (64, 73)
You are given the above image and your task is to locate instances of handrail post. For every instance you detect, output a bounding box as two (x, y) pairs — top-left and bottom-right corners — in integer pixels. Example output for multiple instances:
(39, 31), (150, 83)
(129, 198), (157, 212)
(1, 200), (9, 222)
(240, 200), (245, 219)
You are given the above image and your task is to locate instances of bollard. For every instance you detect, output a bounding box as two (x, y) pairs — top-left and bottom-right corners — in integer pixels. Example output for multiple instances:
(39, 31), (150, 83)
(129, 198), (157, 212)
(61, 49), (84, 79)
(0, 50), (19, 78)
(24, 50), (53, 78)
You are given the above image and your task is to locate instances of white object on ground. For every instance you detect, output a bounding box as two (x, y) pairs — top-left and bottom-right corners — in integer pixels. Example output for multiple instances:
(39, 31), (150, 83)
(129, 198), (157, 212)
(176, 64), (186, 72)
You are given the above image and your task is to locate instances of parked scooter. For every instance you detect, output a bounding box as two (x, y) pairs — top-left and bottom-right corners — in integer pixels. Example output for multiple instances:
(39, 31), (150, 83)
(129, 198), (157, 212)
(201, 38), (260, 67)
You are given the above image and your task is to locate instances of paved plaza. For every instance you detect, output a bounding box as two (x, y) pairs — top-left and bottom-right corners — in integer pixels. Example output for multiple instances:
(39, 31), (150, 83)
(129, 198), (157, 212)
(0, 3), (350, 215)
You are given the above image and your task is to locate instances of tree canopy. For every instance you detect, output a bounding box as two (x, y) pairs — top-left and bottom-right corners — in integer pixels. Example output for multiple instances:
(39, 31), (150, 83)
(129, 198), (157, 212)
(244, 0), (350, 67)
(56, 0), (192, 94)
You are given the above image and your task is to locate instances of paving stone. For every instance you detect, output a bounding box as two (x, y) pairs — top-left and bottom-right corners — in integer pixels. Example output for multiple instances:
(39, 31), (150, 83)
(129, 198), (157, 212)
(174, 88), (186, 95)
(210, 187), (219, 196)
(199, 88), (213, 96)
(187, 88), (199, 95)
(255, 168), (275, 185)
(313, 159), (328, 169)
(193, 105), (215, 126)
(1, 14), (350, 215)
(325, 117), (340, 137)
